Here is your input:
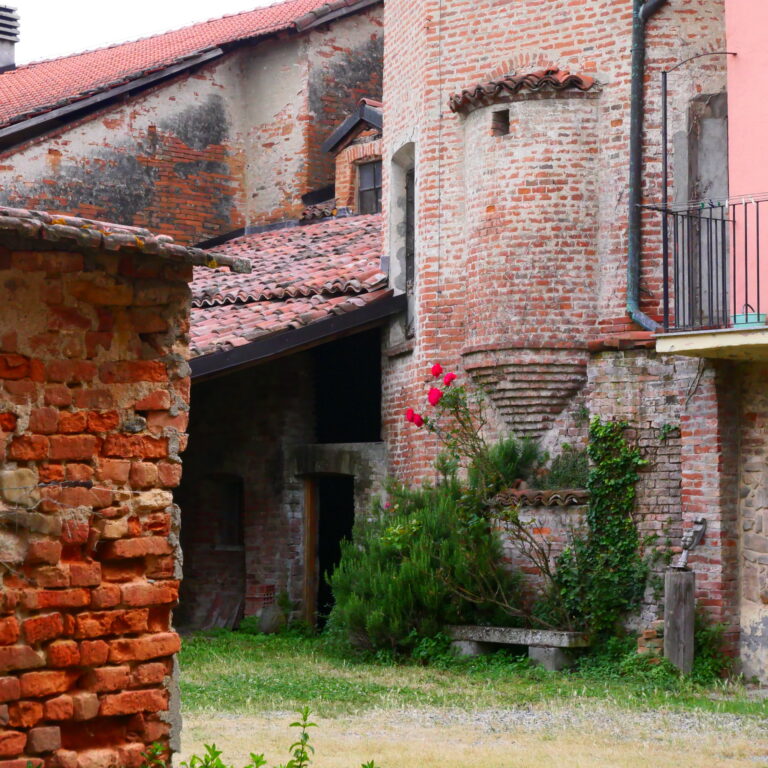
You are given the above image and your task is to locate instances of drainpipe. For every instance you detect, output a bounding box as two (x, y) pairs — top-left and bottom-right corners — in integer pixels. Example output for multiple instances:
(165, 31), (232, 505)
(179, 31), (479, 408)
(627, 0), (668, 331)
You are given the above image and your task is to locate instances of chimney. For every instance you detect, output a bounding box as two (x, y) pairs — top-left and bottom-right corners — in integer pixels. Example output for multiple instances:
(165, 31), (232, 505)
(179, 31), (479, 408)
(0, 5), (19, 72)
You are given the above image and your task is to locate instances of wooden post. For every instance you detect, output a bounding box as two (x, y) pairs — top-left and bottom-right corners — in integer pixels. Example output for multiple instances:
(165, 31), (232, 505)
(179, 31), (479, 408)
(664, 569), (695, 673)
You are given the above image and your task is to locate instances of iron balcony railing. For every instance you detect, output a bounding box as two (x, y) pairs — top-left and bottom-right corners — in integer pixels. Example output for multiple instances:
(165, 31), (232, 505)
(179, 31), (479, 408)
(653, 195), (768, 333)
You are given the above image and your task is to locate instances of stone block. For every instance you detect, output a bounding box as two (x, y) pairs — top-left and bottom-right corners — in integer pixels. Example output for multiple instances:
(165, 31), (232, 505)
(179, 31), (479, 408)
(0, 468), (40, 506)
(528, 646), (575, 671)
(450, 640), (494, 657)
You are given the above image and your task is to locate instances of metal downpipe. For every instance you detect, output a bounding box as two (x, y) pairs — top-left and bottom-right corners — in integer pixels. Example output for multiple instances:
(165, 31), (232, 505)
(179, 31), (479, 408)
(627, 0), (668, 331)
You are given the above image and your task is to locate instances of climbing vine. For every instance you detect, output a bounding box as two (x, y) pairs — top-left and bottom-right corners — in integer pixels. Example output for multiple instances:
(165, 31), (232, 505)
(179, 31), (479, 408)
(540, 418), (648, 636)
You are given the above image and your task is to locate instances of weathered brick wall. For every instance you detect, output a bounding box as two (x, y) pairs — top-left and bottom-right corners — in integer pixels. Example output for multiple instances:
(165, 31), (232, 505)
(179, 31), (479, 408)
(0, 235), (192, 766)
(0, 6), (384, 243)
(381, 0), (727, 481)
(177, 357), (315, 628)
(0, 61), (249, 247)
(380, 0), (732, 636)
(304, 10), (384, 201)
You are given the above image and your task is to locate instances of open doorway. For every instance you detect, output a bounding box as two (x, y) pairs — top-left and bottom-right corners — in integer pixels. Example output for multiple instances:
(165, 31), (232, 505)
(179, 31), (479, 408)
(305, 474), (355, 627)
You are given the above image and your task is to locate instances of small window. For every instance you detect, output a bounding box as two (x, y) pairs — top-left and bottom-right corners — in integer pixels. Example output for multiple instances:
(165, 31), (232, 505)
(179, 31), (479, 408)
(492, 109), (510, 137)
(358, 160), (382, 214)
(206, 474), (244, 549)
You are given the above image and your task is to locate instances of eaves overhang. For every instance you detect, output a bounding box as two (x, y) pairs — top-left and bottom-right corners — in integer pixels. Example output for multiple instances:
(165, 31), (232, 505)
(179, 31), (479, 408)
(191, 291), (405, 381)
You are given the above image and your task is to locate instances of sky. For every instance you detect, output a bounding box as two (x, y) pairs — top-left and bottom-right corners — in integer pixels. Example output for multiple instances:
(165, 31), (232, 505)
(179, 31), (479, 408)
(11, 0), (278, 65)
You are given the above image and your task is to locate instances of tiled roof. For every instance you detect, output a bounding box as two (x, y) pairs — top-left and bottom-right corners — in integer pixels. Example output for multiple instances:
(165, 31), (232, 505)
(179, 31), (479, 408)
(449, 68), (597, 114)
(492, 488), (590, 509)
(0, 206), (250, 272)
(191, 213), (387, 356)
(0, 0), (377, 130)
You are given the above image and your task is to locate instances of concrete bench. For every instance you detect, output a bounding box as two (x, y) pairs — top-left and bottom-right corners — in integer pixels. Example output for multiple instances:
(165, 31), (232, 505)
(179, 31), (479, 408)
(447, 625), (591, 671)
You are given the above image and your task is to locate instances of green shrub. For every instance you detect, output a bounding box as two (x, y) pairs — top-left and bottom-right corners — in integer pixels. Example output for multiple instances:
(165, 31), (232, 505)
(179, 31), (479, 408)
(691, 612), (732, 684)
(328, 478), (522, 651)
(540, 443), (589, 489)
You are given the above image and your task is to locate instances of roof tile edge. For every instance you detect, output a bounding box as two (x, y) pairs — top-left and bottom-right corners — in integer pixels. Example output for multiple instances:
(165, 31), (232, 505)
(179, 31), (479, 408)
(0, 206), (251, 273)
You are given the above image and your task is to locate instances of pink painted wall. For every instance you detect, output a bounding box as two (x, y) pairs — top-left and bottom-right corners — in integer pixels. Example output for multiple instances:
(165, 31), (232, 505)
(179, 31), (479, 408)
(725, 0), (768, 321)
(726, 0), (768, 199)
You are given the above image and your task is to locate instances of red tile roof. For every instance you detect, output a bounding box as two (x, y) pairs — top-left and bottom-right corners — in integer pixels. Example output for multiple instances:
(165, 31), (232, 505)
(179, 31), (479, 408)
(0, 205), (250, 272)
(449, 68), (597, 114)
(0, 0), (375, 130)
(191, 214), (388, 356)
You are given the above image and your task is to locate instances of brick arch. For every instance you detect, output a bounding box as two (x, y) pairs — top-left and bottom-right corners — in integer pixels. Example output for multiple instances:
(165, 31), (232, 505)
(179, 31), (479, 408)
(488, 53), (554, 81)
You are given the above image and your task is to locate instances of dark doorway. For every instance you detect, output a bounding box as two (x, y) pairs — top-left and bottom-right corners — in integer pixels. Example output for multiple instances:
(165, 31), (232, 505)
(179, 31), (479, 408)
(176, 473), (246, 630)
(312, 328), (381, 444)
(313, 474), (355, 626)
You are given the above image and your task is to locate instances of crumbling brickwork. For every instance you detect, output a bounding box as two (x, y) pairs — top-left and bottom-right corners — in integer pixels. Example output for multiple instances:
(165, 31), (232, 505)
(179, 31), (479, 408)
(0, 211), (208, 767)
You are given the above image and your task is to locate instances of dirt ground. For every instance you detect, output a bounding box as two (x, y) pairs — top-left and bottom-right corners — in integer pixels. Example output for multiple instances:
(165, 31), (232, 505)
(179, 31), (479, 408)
(180, 704), (768, 768)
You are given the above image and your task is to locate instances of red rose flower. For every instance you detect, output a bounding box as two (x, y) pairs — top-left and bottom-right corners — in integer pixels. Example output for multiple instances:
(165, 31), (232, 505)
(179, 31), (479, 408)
(413, 413), (424, 427)
(443, 372), (457, 387)
(405, 408), (415, 422)
(431, 363), (443, 377)
(428, 387), (443, 406)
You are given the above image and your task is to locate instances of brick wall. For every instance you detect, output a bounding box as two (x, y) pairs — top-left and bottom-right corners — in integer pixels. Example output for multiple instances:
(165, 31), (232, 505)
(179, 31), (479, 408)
(0, 230), (193, 766)
(379, 0), (733, 633)
(177, 357), (315, 627)
(0, 7), (384, 243)
(0, 62), (249, 247)
(381, 0), (727, 482)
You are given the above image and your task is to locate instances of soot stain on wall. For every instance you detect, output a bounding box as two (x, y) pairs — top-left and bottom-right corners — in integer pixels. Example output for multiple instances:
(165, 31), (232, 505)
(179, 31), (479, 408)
(0, 95), (239, 237)
(160, 94), (230, 151)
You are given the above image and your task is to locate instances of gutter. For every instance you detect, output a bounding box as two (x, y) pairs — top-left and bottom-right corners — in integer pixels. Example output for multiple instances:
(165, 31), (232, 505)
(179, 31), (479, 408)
(627, 0), (668, 331)
(190, 292), (406, 381)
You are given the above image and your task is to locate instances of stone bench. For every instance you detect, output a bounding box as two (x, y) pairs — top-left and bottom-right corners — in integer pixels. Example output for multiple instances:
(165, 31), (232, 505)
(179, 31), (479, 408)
(447, 625), (591, 671)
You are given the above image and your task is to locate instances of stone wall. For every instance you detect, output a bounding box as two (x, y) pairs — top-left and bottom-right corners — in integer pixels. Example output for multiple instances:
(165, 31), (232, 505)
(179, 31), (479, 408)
(738, 363), (768, 677)
(0, 221), (195, 766)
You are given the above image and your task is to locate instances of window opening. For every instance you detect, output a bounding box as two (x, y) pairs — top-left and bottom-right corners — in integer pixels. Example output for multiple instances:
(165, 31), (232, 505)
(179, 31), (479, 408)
(492, 108), (510, 136)
(213, 474), (245, 548)
(405, 168), (416, 336)
(358, 160), (382, 214)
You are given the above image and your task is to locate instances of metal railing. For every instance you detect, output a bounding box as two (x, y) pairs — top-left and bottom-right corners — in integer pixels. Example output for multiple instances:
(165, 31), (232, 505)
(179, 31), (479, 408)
(655, 196), (767, 332)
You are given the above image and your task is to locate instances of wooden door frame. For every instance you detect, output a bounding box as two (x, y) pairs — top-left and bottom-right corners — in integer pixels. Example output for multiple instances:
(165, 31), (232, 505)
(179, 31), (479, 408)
(303, 477), (319, 625)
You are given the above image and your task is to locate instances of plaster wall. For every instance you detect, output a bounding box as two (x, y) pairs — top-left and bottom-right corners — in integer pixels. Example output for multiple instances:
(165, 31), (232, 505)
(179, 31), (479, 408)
(725, 0), (768, 200)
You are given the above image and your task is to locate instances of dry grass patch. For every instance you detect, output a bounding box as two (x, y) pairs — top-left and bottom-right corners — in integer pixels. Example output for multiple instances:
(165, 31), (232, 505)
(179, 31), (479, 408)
(181, 707), (768, 768)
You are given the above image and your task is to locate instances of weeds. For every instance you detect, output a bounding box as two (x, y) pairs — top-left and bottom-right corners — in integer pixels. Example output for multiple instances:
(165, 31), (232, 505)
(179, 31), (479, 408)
(145, 709), (378, 768)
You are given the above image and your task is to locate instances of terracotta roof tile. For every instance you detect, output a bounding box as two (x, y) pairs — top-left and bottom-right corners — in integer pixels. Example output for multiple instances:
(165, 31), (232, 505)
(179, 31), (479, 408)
(449, 68), (597, 114)
(0, 0), (376, 130)
(0, 205), (251, 272)
(191, 213), (387, 356)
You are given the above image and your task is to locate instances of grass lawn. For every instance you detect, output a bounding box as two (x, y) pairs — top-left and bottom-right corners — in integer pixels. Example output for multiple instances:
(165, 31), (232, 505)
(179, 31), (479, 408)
(178, 631), (768, 768)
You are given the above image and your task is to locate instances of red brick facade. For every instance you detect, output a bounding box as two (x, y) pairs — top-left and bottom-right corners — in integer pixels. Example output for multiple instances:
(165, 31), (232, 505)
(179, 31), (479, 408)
(0, 208), (235, 766)
(379, 0), (744, 650)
